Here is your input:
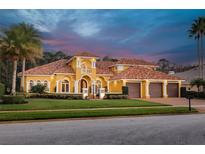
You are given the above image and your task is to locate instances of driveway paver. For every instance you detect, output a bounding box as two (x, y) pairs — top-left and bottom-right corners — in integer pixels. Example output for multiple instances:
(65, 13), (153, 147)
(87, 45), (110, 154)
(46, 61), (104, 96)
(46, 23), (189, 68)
(140, 98), (205, 112)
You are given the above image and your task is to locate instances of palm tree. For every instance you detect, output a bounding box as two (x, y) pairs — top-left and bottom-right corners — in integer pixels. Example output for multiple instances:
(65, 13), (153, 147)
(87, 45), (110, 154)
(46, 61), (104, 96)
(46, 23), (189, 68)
(0, 23), (42, 95)
(189, 19), (201, 78)
(190, 78), (204, 92)
(0, 28), (21, 95)
(189, 17), (205, 79)
(15, 23), (42, 92)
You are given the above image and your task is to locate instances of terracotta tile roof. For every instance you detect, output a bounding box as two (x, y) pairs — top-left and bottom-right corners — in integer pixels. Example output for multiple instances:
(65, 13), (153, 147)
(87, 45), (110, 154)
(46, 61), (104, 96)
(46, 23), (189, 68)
(18, 59), (74, 76)
(110, 66), (182, 80)
(116, 58), (157, 66)
(74, 51), (98, 57)
(96, 61), (116, 74)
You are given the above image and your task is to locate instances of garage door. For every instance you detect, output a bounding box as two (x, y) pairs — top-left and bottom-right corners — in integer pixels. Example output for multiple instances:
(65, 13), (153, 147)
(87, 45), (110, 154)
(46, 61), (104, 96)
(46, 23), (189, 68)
(149, 83), (163, 98)
(167, 83), (178, 97)
(126, 83), (141, 98)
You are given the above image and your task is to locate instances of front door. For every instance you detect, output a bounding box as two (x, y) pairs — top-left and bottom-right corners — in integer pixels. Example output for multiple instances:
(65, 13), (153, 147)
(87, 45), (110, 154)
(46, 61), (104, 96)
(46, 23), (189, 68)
(80, 79), (87, 93)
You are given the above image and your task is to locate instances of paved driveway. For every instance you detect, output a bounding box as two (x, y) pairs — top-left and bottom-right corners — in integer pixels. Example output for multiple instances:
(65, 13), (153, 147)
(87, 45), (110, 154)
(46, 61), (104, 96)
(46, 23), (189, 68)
(141, 98), (205, 112)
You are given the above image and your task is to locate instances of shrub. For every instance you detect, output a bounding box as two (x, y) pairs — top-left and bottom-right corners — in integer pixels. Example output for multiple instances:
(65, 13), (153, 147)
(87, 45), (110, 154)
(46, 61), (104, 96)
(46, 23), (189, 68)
(1, 95), (28, 104)
(25, 93), (83, 100)
(31, 84), (46, 94)
(0, 83), (5, 97)
(185, 91), (205, 99)
(105, 94), (128, 99)
(122, 86), (128, 95)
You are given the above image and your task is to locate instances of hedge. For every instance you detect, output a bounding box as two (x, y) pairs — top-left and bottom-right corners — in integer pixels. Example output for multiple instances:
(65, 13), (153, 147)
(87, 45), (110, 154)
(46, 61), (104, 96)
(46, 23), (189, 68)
(25, 93), (83, 99)
(0, 83), (5, 97)
(122, 86), (128, 95)
(1, 95), (28, 104)
(105, 94), (128, 99)
(185, 91), (205, 99)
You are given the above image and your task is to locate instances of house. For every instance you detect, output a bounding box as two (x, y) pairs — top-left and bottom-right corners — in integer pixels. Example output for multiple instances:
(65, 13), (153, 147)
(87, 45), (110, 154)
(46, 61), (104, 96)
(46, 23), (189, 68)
(174, 66), (205, 91)
(18, 52), (183, 99)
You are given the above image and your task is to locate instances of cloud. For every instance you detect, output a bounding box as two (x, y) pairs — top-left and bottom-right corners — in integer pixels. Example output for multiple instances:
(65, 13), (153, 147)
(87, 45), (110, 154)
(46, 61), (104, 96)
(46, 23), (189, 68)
(0, 9), (205, 64)
(72, 21), (100, 37)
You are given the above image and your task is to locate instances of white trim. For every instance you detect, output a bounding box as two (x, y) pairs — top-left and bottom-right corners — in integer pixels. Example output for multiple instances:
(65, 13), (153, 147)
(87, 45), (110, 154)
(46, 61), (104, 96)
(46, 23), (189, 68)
(107, 81), (110, 93)
(145, 80), (150, 98)
(163, 80), (168, 98)
(74, 80), (79, 94)
(56, 80), (59, 93)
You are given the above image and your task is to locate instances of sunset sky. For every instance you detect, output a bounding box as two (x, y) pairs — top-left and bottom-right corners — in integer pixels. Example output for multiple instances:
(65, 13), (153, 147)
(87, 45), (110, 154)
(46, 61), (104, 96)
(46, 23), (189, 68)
(0, 9), (204, 64)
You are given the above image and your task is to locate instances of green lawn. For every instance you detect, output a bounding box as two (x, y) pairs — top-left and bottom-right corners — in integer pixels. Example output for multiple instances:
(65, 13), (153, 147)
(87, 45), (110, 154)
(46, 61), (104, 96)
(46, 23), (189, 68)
(0, 107), (197, 121)
(0, 98), (169, 111)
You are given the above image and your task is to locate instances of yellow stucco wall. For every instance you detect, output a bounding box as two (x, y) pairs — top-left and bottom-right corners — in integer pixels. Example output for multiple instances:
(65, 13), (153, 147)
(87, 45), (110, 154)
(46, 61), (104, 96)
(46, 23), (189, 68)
(109, 80), (123, 93)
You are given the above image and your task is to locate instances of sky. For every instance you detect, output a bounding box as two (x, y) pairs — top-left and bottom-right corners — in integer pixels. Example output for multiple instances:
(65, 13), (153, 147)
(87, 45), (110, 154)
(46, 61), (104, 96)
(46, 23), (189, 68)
(0, 9), (204, 64)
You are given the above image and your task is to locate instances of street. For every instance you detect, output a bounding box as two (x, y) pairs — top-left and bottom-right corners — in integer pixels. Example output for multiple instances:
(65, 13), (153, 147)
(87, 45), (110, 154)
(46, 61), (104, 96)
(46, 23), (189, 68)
(0, 114), (205, 144)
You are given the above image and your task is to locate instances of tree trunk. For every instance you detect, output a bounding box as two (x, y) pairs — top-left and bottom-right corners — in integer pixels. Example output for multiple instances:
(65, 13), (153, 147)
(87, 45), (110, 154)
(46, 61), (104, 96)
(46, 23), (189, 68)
(201, 36), (204, 79)
(197, 39), (201, 78)
(11, 60), (17, 95)
(21, 58), (26, 92)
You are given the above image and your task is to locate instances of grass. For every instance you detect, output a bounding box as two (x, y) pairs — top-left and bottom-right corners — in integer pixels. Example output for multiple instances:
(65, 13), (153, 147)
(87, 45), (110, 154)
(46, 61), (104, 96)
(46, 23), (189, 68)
(0, 98), (169, 111)
(0, 107), (197, 121)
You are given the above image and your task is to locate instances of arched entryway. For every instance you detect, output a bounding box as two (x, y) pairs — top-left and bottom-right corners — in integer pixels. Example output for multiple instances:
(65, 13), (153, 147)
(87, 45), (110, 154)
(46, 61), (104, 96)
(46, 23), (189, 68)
(80, 79), (88, 92)
(79, 75), (91, 93)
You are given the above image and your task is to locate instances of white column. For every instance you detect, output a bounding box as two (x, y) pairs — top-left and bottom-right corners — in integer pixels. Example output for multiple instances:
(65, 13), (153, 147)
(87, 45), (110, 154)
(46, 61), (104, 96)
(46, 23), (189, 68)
(48, 82), (50, 93)
(26, 82), (29, 92)
(99, 88), (105, 99)
(107, 81), (110, 93)
(74, 80), (79, 94)
(163, 80), (168, 98)
(122, 80), (126, 86)
(56, 81), (59, 93)
(76, 57), (80, 68)
(145, 80), (150, 98)
(91, 80), (96, 95)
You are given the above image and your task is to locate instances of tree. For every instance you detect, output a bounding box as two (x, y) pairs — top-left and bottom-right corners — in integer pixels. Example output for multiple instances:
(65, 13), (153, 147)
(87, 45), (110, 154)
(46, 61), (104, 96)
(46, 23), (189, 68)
(0, 27), (21, 95)
(190, 78), (204, 92)
(14, 23), (42, 92)
(189, 17), (205, 79)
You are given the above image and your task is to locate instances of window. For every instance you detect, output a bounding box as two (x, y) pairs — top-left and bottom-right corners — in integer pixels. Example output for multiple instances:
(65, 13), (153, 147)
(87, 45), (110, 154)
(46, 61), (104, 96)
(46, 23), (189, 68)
(44, 80), (49, 91)
(92, 61), (96, 68)
(62, 80), (69, 93)
(37, 80), (41, 85)
(44, 80), (48, 87)
(29, 80), (34, 90)
(117, 65), (124, 71)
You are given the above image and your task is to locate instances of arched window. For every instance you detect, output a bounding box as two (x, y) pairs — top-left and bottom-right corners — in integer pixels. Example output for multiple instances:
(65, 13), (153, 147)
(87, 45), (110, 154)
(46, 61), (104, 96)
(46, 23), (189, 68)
(44, 80), (48, 87)
(62, 80), (69, 93)
(37, 80), (41, 85)
(29, 80), (34, 90)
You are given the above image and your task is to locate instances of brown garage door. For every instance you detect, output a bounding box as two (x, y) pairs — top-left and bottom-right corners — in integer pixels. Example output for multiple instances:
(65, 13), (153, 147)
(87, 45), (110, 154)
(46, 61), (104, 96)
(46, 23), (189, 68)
(126, 83), (141, 98)
(167, 83), (178, 97)
(149, 83), (163, 98)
